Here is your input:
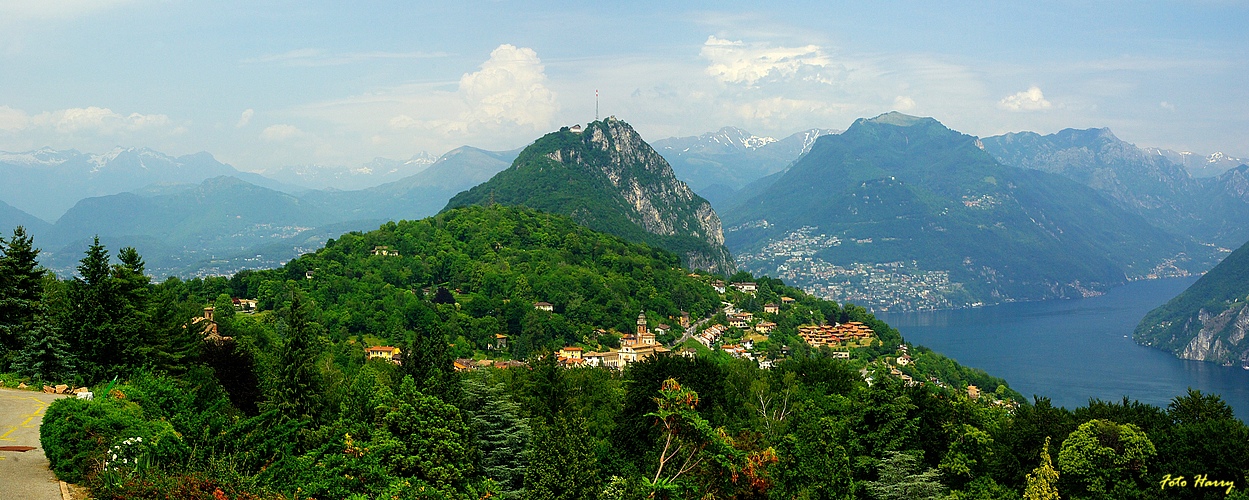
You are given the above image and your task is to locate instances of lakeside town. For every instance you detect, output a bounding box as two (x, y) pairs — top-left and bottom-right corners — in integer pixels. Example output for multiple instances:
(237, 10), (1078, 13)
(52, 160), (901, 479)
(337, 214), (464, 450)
(733, 225), (969, 311)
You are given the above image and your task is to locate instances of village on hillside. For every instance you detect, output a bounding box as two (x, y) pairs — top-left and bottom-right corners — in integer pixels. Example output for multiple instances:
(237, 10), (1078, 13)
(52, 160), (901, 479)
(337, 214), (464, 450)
(192, 272), (1007, 405)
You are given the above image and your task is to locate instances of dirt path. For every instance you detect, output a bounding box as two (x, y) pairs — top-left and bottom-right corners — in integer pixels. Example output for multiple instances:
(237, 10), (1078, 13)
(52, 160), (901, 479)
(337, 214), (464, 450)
(0, 387), (66, 500)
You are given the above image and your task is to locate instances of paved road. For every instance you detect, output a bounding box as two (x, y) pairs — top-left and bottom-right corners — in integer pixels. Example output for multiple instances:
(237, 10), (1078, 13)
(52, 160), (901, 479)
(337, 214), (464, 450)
(677, 314), (713, 345)
(0, 388), (65, 500)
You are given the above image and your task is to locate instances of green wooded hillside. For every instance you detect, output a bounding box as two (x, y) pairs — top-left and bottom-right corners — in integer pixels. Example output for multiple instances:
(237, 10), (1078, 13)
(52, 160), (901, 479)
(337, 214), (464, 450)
(0, 207), (1243, 499)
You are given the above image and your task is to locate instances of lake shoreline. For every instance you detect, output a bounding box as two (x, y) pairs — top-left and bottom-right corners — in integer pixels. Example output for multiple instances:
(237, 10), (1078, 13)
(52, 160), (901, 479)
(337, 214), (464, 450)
(879, 276), (1249, 421)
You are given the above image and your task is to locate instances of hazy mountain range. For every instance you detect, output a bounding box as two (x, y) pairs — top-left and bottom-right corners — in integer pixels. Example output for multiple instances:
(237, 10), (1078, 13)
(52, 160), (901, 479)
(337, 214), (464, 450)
(981, 129), (1249, 249)
(1144, 148), (1246, 178)
(652, 126), (838, 210)
(0, 147), (295, 222)
(1, 118), (1245, 312)
(0, 146), (518, 277)
(721, 112), (1194, 305)
(258, 152), (439, 191)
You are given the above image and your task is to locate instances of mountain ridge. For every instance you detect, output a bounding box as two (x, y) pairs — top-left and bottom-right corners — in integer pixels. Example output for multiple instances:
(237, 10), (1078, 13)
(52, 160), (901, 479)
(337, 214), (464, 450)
(722, 112), (1190, 307)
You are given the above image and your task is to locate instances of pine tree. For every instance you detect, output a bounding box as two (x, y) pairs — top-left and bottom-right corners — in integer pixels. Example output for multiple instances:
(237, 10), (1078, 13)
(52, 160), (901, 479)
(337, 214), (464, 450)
(110, 246), (150, 372)
(864, 451), (947, 500)
(264, 291), (327, 422)
(1023, 436), (1060, 500)
(524, 413), (601, 500)
(465, 379), (531, 499)
(399, 323), (459, 402)
(0, 226), (45, 356)
(67, 237), (114, 380)
(11, 306), (76, 384)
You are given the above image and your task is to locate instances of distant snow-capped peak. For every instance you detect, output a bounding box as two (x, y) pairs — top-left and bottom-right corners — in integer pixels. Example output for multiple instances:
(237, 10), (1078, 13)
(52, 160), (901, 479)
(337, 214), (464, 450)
(711, 126), (777, 150)
(0, 147), (78, 166)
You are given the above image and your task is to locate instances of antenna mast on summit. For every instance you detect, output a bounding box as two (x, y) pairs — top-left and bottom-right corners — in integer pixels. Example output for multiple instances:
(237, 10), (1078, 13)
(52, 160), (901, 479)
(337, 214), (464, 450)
(595, 89), (599, 121)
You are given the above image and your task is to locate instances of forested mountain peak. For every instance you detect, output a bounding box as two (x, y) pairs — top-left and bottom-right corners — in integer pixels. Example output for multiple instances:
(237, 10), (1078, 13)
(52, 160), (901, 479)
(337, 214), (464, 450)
(858, 111), (937, 128)
(445, 117), (734, 274)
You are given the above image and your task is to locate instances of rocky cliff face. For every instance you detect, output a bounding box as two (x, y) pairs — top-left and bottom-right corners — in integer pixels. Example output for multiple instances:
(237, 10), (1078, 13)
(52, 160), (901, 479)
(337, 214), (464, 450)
(562, 119), (726, 246)
(1177, 305), (1249, 364)
(444, 117), (734, 275)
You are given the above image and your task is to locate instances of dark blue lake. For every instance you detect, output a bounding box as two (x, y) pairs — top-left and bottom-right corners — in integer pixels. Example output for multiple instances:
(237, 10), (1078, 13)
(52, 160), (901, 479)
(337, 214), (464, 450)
(879, 277), (1249, 420)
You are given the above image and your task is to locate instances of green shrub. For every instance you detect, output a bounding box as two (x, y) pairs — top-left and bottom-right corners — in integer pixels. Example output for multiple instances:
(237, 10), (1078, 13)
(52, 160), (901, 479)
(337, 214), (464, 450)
(40, 396), (184, 483)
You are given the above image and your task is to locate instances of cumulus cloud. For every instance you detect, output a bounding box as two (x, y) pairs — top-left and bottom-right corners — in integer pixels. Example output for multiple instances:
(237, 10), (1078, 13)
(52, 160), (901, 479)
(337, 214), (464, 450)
(294, 43), (559, 157)
(701, 35), (833, 86)
(998, 86), (1052, 111)
(236, 109), (254, 128)
(23, 105), (172, 133)
(457, 44), (558, 129)
(893, 96), (916, 111)
(260, 124), (303, 142)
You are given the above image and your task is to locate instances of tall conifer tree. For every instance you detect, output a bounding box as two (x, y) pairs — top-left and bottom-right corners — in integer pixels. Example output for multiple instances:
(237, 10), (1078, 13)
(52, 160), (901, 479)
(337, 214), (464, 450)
(0, 226), (45, 357)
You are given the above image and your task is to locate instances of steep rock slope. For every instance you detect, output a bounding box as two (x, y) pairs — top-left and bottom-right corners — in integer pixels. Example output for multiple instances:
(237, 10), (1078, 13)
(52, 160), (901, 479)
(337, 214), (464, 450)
(722, 112), (1189, 304)
(445, 118), (734, 274)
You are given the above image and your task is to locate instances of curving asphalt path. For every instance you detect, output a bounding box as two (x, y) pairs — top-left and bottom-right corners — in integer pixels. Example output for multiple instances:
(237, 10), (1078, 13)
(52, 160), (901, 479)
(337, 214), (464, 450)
(0, 387), (65, 500)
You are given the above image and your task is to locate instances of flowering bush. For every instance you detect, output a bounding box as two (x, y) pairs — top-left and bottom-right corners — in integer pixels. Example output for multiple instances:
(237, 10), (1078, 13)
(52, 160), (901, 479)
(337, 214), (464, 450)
(102, 436), (146, 473)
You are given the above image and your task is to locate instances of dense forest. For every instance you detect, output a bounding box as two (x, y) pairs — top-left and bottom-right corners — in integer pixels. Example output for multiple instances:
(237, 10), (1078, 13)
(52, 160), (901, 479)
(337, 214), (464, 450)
(0, 206), (1245, 499)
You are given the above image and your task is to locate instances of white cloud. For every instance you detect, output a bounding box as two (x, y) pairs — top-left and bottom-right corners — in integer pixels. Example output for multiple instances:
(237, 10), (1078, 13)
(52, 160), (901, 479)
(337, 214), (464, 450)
(458, 44), (558, 129)
(19, 106), (172, 134)
(260, 124), (303, 142)
(998, 86), (1052, 111)
(700, 35), (833, 86)
(0, 106), (30, 131)
(291, 43), (559, 158)
(236, 109), (254, 128)
(894, 96), (916, 111)
(1160, 101), (1175, 111)
(0, 104), (188, 155)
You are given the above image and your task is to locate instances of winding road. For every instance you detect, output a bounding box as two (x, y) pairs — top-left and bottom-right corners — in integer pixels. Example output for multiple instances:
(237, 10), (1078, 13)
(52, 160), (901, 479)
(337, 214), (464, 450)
(0, 388), (65, 500)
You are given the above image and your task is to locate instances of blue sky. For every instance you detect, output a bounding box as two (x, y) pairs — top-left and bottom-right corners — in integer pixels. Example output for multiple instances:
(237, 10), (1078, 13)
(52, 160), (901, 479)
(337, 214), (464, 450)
(0, 1), (1245, 171)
